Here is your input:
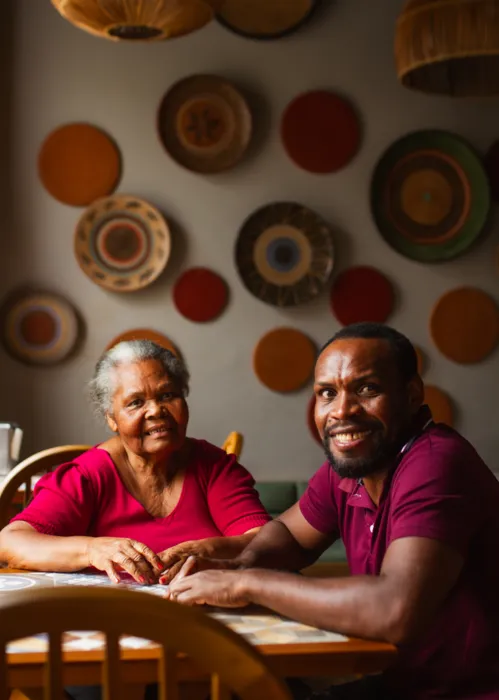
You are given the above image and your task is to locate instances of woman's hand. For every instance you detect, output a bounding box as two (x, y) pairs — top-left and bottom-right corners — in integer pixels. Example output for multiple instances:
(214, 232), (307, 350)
(86, 537), (164, 584)
(158, 532), (259, 584)
(165, 569), (251, 608)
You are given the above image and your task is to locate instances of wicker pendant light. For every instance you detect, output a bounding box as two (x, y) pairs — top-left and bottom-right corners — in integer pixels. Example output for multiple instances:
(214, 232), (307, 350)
(51, 0), (224, 41)
(396, 0), (499, 96)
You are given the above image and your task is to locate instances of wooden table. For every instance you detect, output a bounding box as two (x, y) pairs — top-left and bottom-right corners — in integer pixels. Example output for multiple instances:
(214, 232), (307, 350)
(0, 570), (396, 691)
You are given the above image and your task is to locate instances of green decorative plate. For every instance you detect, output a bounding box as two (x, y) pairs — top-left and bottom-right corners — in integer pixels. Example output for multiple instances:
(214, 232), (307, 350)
(371, 130), (490, 263)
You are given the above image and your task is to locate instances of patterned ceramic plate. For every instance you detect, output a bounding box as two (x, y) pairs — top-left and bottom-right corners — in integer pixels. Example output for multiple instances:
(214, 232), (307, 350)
(1, 290), (80, 365)
(74, 195), (171, 292)
(371, 130), (490, 262)
(235, 201), (335, 307)
(158, 74), (252, 174)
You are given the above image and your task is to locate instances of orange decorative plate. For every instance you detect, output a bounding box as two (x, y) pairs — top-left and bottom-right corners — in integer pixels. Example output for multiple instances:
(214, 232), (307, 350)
(74, 195), (171, 293)
(424, 385), (453, 426)
(430, 287), (499, 364)
(235, 202), (335, 307)
(281, 91), (360, 174)
(38, 123), (121, 207)
(253, 327), (316, 393)
(158, 74), (252, 174)
(105, 329), (179, 356)
(216, 0), (319, 40)
(1, 290), (80, 365)
(371, 130), (490, 262)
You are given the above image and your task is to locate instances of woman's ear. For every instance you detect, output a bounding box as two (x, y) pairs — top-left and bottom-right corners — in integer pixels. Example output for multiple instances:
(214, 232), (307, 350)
(106, 413), (118, 433)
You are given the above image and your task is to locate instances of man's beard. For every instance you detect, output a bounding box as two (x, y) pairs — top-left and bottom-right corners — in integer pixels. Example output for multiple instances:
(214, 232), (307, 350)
(323, 430), (402, 479)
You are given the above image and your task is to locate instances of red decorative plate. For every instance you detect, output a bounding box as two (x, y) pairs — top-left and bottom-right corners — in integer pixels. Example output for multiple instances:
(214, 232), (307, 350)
(330, 266), (394, 326)
(281, 91), (360, 174)
(173, 267), (228, 322)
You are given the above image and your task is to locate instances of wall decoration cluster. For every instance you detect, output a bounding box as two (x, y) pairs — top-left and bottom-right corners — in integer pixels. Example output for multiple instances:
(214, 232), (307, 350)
(2, 3), (498, 450)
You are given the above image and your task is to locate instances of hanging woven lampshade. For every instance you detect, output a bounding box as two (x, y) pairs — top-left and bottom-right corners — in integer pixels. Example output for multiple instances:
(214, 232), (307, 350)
(395, 0), (499, 96)
(51, 0), (224, 41)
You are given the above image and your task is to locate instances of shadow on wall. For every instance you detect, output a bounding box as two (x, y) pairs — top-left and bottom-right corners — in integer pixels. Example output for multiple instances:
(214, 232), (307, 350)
(0, 0), (36, 454)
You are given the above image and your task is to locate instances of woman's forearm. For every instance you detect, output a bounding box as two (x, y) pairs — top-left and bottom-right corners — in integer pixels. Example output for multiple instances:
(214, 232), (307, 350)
(0, 527), (92, 572)
(236, 520), (320, 571)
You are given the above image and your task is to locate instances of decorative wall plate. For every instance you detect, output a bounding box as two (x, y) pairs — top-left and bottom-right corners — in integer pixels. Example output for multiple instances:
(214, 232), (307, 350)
(38, 123), (121, 206)
(105, 329), (178, 356)
(216, 0), (318, 40)
(74, 195), (171, 292)
(253, 328), (316, 393)
(424, 385), (453, 426)
(330, 266), (394, 326)
(235, 202), (335, 307)
(1, 290), (79, 365)
(414, 345), (425, 375)
(371, 130), (490, 262)
(307, 395), (321, 445)
(173, 267), (228, 322)
(158, 75), (252, 174)
(430, 287), (499, 364)
(281, 91), (360, 174)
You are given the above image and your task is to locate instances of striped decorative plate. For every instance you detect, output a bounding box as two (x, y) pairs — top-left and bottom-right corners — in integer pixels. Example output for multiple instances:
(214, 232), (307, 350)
(74, 195), (171, 292)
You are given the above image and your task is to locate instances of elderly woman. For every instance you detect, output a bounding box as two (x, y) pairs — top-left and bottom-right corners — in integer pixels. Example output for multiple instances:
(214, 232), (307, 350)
(0, 340), (270, 584)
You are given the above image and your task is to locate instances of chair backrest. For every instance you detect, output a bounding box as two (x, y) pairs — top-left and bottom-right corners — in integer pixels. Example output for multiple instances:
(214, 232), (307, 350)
(0, 587), (291, 700)
(222, 431), (243, 459)
(0, 444), (91, 529)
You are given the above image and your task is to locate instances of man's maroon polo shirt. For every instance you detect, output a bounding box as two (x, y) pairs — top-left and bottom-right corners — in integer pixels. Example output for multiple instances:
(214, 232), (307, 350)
(300, 420), (499, 699)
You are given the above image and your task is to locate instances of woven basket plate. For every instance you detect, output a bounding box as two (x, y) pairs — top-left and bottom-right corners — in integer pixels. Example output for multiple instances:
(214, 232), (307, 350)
(158, 74), (252, 174)
(216, 0), (318, 40)
(371, 130), (490, 262)
(1, 290), (79, 366)
(235, 201), (335, 307)
(74, 195), (171, 293)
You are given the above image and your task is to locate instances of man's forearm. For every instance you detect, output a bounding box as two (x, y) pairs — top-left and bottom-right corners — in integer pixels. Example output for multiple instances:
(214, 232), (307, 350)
(235, 520), (322, 571)
(0, 529), (91, 571)
(239, 569), (403, 644)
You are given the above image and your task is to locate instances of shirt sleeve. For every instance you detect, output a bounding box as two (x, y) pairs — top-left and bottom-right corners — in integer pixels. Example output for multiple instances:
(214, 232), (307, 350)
(9, 462), (96, 536)
(389, 435), (478, 557)
(299, 462), (340, 536)
(203, 450), (272, 536)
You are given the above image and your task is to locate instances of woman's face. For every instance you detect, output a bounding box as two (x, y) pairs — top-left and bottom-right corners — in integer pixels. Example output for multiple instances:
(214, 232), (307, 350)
(106, 359), (189, 459)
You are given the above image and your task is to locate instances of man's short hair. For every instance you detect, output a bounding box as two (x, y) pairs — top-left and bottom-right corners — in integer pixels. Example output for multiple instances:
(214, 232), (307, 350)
(320, 322), (418, 383)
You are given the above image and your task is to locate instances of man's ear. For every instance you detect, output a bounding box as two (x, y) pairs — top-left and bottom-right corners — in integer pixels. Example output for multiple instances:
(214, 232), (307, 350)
(407, 375), (424, 415)
(106, 413), (118, 433)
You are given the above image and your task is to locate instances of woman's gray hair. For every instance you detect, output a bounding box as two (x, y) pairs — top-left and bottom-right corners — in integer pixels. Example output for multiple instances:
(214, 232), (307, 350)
(88, 339), (190, 420)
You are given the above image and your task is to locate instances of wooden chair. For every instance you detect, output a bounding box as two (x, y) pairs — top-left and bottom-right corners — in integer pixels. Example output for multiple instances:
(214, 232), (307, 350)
(0, 586), (291, 700)
(0, 445), (91, 529)
(221, 432), (243, 459)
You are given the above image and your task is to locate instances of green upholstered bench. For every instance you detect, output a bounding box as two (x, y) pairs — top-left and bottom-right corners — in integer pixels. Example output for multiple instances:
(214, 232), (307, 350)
(255, 481), (349, 576)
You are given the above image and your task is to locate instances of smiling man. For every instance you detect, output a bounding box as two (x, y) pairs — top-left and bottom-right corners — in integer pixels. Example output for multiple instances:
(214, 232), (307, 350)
(166, 323), (499, 700)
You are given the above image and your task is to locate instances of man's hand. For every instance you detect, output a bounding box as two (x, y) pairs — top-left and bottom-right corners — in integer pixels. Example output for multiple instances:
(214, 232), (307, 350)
(165, 569), (251, 608)
(87, 537), (163, 584)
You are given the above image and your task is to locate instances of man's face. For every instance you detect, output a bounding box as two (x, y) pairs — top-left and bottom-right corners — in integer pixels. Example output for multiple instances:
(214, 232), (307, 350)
(314, 338), (422, 479)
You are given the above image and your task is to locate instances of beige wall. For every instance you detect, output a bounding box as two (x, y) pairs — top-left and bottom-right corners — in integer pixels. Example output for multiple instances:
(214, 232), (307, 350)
(1, 0), (498, 477)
